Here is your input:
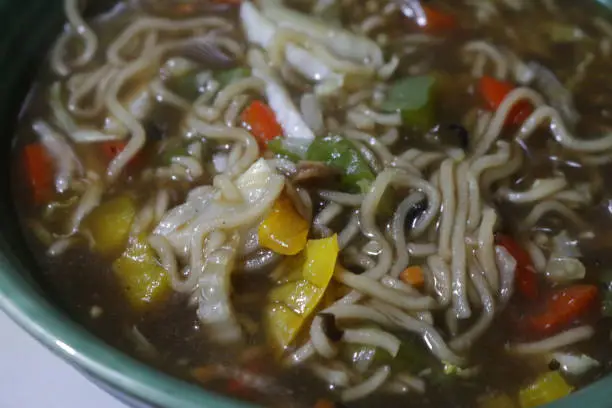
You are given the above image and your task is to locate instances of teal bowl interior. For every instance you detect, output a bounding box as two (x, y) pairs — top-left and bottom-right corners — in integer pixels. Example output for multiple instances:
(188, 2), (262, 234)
(1, 1), (612, 407)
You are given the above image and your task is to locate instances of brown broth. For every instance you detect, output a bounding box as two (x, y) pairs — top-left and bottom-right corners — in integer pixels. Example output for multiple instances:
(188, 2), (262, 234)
(12, 1), (612, 407)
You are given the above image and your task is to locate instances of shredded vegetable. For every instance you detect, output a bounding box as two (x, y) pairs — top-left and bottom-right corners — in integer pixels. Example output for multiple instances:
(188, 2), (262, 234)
(259, 0), (383, 67)
(551, 352), (600, 376)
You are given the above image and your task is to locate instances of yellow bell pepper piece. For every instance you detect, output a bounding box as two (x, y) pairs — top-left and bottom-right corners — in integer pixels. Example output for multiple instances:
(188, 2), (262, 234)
(84, 195), (136, 257)
(112, 236), (170, 311)
(519, 371), (573, 408)
(258, 194), (309, 255)
(303, 236), (339, 287)
(265, 235), (339, 353)
(269, 279), (322, 315)
(479, 393), (517, 408)
(265, 303), (305, 353)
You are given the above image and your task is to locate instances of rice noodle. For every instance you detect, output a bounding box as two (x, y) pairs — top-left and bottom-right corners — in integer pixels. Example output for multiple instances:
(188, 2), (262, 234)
(449, 260), (495, 351)
(508, 326), (595, 355)
(343, 328), (401, 358)
(341, 366), (391, 402)
(63, 0), (98, 71)
(335, 269), (437, 311)
(450, 162), (471, 319)
(389, 192), (426, 277)
(370, 301), (465, 366)
(495, 246), (516, 305)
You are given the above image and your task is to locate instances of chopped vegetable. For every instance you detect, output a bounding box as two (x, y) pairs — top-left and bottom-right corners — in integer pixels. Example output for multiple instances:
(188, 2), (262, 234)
(167, 70), (202, 101)
(241, 100), (284, 148)
(524, 285), (599, 335)
(551, 352), (600, 376)
(421, 6), (457, 33)
(197, 240), (244, 343)
(267, 137), (308, 161)
(518, 371), (573, 408)
(381, 75), (437, 131)
(284, 44), (336, 84)
(265, 235), (339, 353)
(83, 195), (137, 257)
(191, 365), (220, 384)
(215, 67), (251, 88)
(478, 392), (517, 408)
(258, 193), (309, 255)
(240, 1), (277, 48)
(112, 235), (171, 311)
(400, 266), (425, 288)
(306, 135), (375, 193)
(99, 141), (143, 169)
(259, 0), (383, 67)
(314, 400), (336, 408)
(22, 143), (54, 204)
(545, 257), (586, 283)
(496, 234), (539, 300)
(225, 378), (251, 398)
(546, 22), (585, 43)
(479, 76), (533, 126)
(252, 66), (316, 141)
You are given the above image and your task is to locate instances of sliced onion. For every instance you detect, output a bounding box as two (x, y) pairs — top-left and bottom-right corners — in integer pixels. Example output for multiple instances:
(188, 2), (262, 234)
(545, 257), (586, 283)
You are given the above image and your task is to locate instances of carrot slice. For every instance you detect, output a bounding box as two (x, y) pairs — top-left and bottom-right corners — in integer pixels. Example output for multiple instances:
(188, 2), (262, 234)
(479, 76), (533, 126)
(23, 143), (54, 204)
(525, 285), (599, 336)
(496, 234), (539, 301)
(99, 141), (143, 169)
(100, 141), (127, 162)
(314, 400), (336, 408)
(241, 100), (283, 149)
(421, 6), (457, 33)
(400, 266), (425, 288)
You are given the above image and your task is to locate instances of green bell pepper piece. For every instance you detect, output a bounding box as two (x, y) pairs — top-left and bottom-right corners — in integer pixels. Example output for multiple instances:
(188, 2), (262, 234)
(215, 67), (251, 88)
(306, 135), (375, 193)
(381, 75), (437, 131)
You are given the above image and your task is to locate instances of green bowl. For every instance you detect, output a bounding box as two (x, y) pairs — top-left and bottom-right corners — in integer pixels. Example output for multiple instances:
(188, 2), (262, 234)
(1, 1), (612, 407)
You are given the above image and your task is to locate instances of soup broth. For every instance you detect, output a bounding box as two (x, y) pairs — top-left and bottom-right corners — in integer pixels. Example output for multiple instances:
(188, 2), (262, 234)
(11, 0), (612, 407)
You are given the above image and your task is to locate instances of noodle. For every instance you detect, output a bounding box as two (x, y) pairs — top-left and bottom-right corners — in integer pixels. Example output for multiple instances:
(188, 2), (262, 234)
(508, 326), (595, 355)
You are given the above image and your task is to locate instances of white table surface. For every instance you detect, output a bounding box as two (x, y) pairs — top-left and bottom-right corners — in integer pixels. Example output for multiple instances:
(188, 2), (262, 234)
(0, 310), (127, 408)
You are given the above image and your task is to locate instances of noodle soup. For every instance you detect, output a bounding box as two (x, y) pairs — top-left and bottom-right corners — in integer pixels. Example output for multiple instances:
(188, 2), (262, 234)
(11, 0), (612, 407)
